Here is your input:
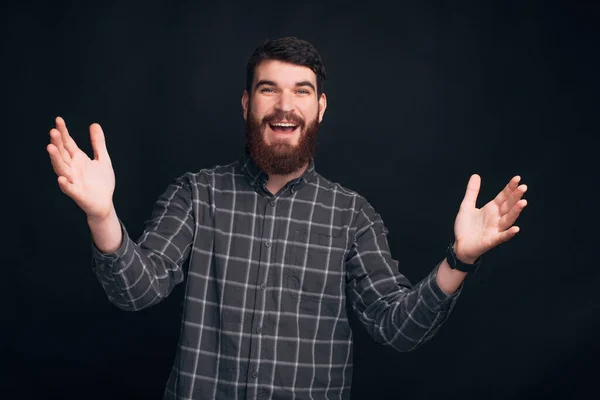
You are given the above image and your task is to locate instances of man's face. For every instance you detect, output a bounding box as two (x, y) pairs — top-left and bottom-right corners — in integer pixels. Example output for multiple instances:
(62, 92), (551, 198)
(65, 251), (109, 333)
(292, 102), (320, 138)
(242, 59), (327, 175)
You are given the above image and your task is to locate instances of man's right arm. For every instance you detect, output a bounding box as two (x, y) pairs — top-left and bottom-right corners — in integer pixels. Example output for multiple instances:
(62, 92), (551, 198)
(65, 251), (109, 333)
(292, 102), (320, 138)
(47, 117), (196, 311)
(91, 173), (196, 311)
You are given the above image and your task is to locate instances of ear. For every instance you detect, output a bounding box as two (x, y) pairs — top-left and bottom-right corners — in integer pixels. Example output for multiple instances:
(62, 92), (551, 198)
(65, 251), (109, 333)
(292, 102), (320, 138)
(241, 90), (249, 121)
(318, 92), (327, 123)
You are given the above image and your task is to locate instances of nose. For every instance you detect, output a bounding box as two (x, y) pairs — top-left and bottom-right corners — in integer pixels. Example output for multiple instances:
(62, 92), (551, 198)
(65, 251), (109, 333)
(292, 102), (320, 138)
(275, 90), (295, 112)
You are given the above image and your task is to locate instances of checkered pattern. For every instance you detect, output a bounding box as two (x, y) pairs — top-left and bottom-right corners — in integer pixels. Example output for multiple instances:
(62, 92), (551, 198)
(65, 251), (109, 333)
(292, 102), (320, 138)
(91, 151), (463, 399)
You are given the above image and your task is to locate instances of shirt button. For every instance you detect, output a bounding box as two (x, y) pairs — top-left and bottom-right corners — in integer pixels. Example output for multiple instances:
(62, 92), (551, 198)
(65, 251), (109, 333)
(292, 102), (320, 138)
(252, 371), (258, 378)
(264, 240), (271, 247)
(260, 282), (267, 290)
(256, 326), (262, 334)
(269, 201), (275, 207)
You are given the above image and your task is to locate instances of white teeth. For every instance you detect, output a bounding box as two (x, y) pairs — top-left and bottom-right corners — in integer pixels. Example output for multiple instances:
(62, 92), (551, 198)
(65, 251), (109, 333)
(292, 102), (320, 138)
(271, 123), (296, 127)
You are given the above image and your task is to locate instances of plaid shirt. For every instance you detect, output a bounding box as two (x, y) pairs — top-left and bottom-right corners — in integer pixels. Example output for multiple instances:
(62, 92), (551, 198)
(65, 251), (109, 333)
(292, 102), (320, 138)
(91, 151), (463, 400)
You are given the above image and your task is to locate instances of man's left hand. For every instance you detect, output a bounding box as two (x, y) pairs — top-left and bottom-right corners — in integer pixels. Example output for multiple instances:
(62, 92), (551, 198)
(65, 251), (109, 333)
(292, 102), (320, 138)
(453, 174), (528, 264)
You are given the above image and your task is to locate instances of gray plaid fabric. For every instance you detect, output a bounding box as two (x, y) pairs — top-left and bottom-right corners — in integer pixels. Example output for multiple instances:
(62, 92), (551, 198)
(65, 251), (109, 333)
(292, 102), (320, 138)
(91, 151), (463, 400)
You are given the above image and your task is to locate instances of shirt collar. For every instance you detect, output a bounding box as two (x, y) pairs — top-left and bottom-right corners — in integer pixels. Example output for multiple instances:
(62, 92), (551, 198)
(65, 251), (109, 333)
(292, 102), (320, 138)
(238, 148), (316, 194)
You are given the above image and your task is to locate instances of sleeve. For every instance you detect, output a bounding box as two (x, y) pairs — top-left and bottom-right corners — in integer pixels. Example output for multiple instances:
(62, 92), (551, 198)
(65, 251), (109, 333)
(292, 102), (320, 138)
(90, 172), (196, 311)
(345, 198), (464, 352)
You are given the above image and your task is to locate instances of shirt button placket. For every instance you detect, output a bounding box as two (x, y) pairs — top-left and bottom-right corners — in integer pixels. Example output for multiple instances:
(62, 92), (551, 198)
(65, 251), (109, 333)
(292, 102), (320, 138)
(252, 197), (273, 388)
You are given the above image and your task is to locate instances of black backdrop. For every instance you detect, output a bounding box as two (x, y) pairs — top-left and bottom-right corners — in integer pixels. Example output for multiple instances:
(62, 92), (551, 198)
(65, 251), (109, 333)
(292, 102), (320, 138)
(3, 1), (598, 399)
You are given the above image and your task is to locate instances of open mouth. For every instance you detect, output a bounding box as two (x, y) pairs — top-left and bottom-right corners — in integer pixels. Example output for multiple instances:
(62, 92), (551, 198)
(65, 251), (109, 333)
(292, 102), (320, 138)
(268, 122), (299, 134)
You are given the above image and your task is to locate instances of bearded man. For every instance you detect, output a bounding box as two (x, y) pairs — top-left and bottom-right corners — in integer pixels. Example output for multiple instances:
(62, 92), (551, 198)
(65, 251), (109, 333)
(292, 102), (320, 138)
(46, 37), (528, 399)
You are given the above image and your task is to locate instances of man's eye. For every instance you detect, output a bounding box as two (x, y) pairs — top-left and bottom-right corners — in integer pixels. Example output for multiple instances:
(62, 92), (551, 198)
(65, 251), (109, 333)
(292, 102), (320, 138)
(261, 88), (275, 93)
(297, 89), (309, 94)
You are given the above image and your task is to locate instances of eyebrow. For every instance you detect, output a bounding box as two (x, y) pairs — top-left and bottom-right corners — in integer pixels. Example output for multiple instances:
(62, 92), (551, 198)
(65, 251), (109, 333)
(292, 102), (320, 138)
(254, 79), (316, 92)
(295, 80), (316, 91)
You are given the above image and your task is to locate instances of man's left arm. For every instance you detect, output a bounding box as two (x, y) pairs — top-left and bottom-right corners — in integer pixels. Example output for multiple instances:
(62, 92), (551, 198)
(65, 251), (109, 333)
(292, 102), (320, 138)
(346, 174), (528, 352)
(345, 202), (463, 353)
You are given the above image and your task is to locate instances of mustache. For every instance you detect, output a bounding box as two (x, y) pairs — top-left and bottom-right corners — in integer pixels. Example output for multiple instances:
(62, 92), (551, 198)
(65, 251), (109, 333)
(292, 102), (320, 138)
(262, 111), (305, 128)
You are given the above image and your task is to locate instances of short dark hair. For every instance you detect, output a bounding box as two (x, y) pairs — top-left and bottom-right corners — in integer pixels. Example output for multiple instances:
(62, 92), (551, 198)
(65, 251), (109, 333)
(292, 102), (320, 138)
(245, 37), (327, 96)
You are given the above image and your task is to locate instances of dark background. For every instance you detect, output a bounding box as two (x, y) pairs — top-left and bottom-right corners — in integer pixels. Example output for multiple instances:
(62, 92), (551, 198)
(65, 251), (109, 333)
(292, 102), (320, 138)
(3, 1), (598, 399)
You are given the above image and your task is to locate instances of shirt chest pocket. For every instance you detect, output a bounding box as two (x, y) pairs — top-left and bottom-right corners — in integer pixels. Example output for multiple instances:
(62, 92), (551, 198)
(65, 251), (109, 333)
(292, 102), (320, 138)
(286, 229), (347, 304)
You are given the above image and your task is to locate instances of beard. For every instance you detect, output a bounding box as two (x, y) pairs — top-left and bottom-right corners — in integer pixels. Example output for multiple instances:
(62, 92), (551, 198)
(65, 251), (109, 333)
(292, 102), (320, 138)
(244, 105), (319, 175)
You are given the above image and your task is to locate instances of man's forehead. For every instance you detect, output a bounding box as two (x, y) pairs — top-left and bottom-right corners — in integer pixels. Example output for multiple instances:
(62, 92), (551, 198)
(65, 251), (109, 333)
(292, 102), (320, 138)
(254, 59), (316, 86)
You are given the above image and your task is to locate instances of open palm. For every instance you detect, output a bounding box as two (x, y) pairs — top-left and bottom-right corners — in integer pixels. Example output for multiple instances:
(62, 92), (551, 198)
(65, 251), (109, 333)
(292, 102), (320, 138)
(453, 174), (528, 263)
(46, 116), (115, 220)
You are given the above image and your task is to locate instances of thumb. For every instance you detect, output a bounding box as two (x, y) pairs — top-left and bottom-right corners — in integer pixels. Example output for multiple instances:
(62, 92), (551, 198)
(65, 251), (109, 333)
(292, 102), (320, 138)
(89, 123), (109, 161)
(461, 174), (481, 209)
(57, 175), (77, 198)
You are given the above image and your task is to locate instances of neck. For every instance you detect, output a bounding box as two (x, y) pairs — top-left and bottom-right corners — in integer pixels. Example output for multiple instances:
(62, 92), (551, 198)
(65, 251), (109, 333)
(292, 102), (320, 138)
(265, 162), (308, 195)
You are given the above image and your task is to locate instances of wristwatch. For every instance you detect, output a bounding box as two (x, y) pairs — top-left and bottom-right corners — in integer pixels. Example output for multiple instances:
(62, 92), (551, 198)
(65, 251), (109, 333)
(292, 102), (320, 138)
(446, 242), (481, 274)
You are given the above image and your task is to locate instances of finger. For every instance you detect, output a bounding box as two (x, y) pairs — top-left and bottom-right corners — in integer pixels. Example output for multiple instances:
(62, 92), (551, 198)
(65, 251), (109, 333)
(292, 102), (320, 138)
(89, 123), (109, 161)
(55, 116), (80, 159)
(47, 143), (73, 182)
(495, 226), (520, 244)
(49, 128), (71, 164)
(460, 174), (481, 209)
(493, 175), (521, 207)
(500, 199), (528, 229)
(500, 184), (528, 215)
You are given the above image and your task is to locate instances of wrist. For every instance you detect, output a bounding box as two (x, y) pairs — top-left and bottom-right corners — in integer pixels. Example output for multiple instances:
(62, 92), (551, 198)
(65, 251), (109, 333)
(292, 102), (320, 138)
(437, 258), (467, 295)
(452, 242), (478, 264)
(87, 205), (116, 226)
(446, 241), (482, 274)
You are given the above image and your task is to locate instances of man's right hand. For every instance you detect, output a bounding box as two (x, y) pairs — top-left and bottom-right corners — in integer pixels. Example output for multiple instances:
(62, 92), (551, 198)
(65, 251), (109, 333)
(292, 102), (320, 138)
(47, 116), (116, 221)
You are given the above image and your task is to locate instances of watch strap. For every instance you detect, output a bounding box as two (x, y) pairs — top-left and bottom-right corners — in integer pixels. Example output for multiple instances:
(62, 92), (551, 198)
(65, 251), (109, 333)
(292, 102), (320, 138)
(446, 242), (481, 274)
